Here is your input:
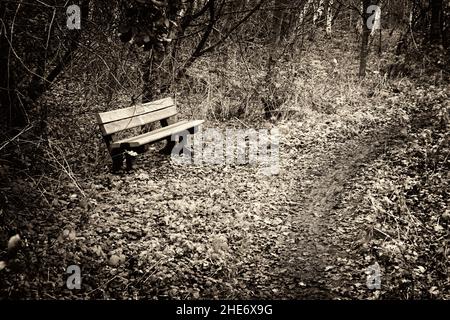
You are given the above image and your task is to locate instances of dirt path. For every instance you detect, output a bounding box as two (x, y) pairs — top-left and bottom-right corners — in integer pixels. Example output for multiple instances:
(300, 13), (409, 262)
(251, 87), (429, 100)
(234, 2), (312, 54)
(278, 134), (379, 298)
(255, 122), (401, 299)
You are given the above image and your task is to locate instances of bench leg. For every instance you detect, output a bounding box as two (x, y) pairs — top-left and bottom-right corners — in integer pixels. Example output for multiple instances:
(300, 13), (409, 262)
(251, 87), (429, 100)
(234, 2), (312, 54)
(125, 152), (136, 171)
(188, 126), (199, 135)
(159, 139), (177, 155)
(160, 127), (198, 156)
(111, 149), (124, 172)
(159, 116), (178, 155)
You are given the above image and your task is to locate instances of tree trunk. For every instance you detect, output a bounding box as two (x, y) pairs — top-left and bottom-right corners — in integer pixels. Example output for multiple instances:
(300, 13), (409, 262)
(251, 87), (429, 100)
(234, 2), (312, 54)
(430, 0), (443, 45)
(272, 0), (290, 44)
(299, 0), (314, 25)
(313, 0), (325, 25)
(359, 0), (372, 77)
(0, 2), (24, 129)
(142, 48), (165, 103)
(325, 0), (334, 36)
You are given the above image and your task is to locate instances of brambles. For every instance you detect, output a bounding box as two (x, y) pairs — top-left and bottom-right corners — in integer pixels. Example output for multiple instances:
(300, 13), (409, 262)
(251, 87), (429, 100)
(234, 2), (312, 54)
(117, 0), (188, 51)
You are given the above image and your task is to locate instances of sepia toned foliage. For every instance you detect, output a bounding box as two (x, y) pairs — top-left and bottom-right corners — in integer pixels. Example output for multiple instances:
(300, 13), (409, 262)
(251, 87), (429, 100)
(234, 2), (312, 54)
(0, 0), (449, 300)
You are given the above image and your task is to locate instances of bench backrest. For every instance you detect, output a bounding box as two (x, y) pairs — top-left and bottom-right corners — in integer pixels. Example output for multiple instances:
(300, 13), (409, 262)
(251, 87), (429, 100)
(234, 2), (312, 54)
(96, 97), (177, 136)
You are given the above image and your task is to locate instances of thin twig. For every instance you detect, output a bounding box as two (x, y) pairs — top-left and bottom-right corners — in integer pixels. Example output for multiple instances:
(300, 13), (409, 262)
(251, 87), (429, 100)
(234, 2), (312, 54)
(234, 117), (250, 129)
(373, 227), (392, 239)
(86, 274), (123, 296)
(0, 124), (34, 152)
(47, 140), (86, 197)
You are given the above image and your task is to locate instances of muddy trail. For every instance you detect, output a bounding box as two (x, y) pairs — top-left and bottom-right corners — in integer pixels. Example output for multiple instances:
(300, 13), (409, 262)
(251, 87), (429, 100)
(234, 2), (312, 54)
(255, 123), (404, 299)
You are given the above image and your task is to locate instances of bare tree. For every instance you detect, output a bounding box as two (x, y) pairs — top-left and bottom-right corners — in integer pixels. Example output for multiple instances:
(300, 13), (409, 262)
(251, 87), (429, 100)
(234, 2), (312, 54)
(326, 0), (335, 36)
(430, 0), (443, 45)
(359, 0), (372, 77)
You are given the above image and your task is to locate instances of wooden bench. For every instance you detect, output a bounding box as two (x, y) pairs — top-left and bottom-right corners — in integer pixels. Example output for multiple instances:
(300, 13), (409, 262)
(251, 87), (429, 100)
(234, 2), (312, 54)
(96, 97), (204, 171)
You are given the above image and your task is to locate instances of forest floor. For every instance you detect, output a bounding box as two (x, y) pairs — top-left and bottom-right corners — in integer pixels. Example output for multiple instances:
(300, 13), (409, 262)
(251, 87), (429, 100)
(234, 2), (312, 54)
(1, 32), (449, 299)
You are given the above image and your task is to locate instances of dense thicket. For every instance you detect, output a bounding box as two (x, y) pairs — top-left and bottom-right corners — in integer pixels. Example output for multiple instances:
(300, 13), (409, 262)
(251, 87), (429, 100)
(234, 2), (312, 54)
(1, 0), (448, 132)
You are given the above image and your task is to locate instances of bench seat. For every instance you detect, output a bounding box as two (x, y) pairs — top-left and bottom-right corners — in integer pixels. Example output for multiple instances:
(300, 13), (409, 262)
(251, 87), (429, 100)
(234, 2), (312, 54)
(110, 119), (204, 149)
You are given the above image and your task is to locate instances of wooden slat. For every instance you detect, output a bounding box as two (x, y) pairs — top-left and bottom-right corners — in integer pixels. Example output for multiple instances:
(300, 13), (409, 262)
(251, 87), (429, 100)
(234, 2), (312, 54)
(111, 120), (205, 149)
(111, 120), (189, 148)
(100, 106), (178, 136)
(96, 97), (174, 124)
